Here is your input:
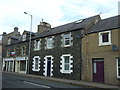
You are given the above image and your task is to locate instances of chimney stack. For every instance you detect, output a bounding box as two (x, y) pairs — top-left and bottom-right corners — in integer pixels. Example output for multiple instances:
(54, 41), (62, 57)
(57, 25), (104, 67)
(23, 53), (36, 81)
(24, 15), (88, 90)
(14, 27), (18, 32)
(37, 21), (51, 33)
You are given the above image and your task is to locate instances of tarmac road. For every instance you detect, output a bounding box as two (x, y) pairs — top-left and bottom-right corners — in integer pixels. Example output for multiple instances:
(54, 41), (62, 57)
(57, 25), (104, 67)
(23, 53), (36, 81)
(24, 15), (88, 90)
(2, 72), (83, 88)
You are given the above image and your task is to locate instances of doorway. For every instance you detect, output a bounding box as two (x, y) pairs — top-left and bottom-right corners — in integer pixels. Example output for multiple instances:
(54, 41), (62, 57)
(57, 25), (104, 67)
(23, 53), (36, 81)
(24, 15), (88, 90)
(93, 59), (104, 83)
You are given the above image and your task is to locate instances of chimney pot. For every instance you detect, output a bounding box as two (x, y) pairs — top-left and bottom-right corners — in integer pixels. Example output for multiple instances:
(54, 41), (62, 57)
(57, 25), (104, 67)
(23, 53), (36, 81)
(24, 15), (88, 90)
(14, 27), (18, 32)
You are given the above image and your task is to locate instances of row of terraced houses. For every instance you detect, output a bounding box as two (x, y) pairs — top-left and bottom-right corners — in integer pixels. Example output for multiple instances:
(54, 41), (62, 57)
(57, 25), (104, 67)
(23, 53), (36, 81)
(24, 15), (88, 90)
(1, 15), (120, 86)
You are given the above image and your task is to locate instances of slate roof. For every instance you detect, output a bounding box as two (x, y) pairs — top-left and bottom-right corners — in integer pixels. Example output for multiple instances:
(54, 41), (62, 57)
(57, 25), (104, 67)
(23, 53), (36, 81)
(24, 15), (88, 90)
(33, 15), (100, 39)
(88, 15), (120, 34)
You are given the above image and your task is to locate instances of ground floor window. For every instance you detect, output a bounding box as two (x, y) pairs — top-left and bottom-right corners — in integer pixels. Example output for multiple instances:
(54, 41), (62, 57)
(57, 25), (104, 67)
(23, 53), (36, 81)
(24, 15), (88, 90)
(117, 58), (120, 78)
(32, 56), (40, 71)
(60, 54), (73, 74)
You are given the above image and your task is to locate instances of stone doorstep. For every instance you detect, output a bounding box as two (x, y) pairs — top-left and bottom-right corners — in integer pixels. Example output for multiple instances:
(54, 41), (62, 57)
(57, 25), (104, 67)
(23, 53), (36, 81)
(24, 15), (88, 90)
(3, 71), (120, 89)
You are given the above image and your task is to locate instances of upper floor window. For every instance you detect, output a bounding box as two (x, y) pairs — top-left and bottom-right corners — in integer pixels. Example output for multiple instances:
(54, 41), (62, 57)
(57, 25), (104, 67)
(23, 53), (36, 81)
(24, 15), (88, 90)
(8, 38), (11, 45)
(46, 37), (54, 49)
(21, 46), (26, 56)
(60, 54), (73, 74)
(34, 39), (41, 51)
(117, 58), (120, 78)
(32, 56), (40, 71)
(61, 32), (73, 47)
(99, 31), (111, 46)
(6, 49), (10, 57)
(22, 34), (26, 41)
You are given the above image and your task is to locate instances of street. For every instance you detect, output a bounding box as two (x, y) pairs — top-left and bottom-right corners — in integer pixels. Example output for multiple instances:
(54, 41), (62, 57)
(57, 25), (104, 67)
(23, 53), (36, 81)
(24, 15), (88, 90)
(2, 72), (84, 88)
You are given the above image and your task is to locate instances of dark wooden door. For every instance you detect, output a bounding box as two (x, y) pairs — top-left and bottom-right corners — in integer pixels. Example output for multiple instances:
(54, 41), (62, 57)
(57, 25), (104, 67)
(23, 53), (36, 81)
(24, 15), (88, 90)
(93, 60), (104, 83)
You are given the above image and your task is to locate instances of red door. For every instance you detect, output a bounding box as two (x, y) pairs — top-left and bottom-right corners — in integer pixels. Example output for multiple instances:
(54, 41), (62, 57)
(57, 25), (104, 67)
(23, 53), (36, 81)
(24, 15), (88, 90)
(93, 60), (104, 83)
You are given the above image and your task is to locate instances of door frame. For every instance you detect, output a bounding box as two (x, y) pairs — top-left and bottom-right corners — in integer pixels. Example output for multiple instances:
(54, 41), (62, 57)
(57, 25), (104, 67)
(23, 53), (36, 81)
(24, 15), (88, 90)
(44, 55), (53, 77)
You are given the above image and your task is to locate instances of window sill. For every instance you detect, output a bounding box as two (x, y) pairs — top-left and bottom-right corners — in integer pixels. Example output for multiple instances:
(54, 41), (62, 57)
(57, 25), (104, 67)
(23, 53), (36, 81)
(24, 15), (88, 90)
(99, 43), (112, 47)
(32, 69), (40, 72)
(63, 45), (71, 48)
(117, 77), (120, 80)
(34, 49), (40, 51)
(60, 70), (72, 74)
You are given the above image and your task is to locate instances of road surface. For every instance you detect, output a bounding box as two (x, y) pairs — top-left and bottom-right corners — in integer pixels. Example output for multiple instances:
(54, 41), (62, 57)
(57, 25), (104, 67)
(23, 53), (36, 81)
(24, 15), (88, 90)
(2, 72), (84, 88)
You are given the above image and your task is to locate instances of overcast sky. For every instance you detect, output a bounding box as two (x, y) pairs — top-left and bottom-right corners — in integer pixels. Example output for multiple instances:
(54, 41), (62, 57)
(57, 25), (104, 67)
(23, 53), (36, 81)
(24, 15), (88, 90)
(0, 0), (119, 34)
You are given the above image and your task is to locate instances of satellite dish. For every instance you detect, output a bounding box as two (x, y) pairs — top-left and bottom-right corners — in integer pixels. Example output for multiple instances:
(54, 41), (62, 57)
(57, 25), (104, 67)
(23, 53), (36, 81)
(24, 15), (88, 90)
(112, 45), (119, 51)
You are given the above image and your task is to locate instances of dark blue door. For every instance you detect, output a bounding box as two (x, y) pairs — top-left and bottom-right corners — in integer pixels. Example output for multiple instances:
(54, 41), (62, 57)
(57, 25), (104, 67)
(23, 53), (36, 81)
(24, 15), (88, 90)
(47, 58), (51, 76)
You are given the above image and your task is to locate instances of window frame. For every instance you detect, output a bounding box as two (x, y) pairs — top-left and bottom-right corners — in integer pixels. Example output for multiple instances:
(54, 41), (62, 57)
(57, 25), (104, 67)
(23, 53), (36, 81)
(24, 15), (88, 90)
(8, 38), (11, 45)
(21, 46), (26, 56)
(63, 33), (71, 47)
(60, 54), (73, 74)
(99, 31), (111, 46)
(22, 34), (26, 41)
(117, 58), (120, 78)
(34, 39), (41, 51)
(46, 37), (53, 49)
(32, 56), (40, 71)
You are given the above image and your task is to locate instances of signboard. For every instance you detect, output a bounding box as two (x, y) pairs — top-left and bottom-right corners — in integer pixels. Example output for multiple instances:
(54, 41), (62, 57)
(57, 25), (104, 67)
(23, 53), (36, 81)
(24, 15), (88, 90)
(16, 57), (28, 61)
(4, 58), (14, 61)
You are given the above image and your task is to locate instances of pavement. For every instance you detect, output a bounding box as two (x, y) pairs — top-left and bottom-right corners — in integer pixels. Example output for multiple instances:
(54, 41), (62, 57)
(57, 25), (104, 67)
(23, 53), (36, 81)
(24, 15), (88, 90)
(2, 71), (120, 89)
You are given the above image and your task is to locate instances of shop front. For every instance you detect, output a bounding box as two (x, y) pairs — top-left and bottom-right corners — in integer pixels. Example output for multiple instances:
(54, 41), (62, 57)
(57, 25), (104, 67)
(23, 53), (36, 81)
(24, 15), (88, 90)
(15, 57), (28, 73)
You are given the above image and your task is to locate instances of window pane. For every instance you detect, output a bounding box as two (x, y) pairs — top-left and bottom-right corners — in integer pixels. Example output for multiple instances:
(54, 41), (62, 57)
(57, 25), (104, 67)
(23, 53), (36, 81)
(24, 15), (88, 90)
(118, 59), (120, 67)
(64, 56), (69, 63)
(47, 38), (53, 48)
(65, 64), (69, 70)
(118, 68), (120, 76)
(65, 40), (70, 45)
(64, 34), (70, 46)
(35, 58), (39, 69)
(102, 33), (109, 42)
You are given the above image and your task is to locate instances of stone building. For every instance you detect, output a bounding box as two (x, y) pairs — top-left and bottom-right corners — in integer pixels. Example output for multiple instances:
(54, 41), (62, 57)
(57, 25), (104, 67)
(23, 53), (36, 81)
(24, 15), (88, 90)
(29, 15), (100, 80)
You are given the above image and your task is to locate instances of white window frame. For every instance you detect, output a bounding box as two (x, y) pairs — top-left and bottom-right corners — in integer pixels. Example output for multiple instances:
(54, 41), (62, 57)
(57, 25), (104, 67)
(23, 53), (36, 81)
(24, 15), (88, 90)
(7, 49), (10, 57)
(60, 54), (73, 74)
(46, 37), (54, 49)
(99, 31), (111, 46)
(34, 39), (41, 51)
(21, 46), (26, 56)
(61, 32), (73, 47)
(32, 56), (40, 71)
(8, 38), (11, 45)
(117, 58), (120, 78)
(22, 34), (26, 41)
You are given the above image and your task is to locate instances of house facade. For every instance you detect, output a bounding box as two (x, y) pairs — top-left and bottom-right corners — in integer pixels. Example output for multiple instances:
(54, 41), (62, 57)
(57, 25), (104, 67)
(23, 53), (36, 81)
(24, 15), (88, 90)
(82, 15), (120, 85)
(29, 15), (100, 80)
(2, 29), (35, 74)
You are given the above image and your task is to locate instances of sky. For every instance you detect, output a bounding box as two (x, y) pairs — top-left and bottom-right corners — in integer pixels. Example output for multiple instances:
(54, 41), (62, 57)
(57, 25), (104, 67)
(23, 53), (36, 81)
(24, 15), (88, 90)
(0, 0), (119, 35)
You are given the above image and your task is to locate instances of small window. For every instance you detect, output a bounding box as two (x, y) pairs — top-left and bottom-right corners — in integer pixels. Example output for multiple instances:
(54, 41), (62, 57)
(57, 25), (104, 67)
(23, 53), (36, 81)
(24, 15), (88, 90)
(34, 39), (40, 51)
(21, 46), (26, 56)
(62, 32), (73, 47)
(6, 49), (10, 57)
(32, 56), (40, 71)
(22, 34), (26, 41)
(60, 54), (73, 74)
(46, 37), (53, 49)
(99, 31), (111, 46)
(8, 38), (11, 45)
(117, 58), (120, 78)
(35, 58), (39, 70)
